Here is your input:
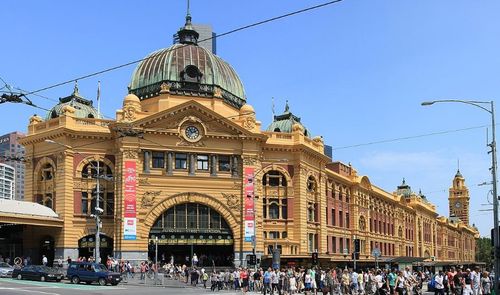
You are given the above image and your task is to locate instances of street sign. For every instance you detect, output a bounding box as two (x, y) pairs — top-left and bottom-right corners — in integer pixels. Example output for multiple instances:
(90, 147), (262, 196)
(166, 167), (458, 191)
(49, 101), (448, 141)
(372, 248), (381, 258)
(343, 248), (348, 255)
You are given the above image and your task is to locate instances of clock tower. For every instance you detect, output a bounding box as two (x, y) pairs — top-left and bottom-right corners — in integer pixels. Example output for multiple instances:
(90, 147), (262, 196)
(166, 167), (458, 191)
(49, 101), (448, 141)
(448, 170), (470, 224)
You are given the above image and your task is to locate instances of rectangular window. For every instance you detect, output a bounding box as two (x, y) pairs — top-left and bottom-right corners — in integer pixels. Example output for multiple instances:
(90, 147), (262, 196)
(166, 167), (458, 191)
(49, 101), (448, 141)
(281, 199), (288, 219)
(152, 152), (165, 168)
(345, 212), (349, 228)
(218, 155), (231, 171)
(199, 206), (208, 229)
(339, 210), (343, 227)
(263, 198), (267, 219)
(187, 204), (197, 228)
(176, 204), (186, 228)
(269, 231), (280, 239)
(81, 192), (88, 214)
(332, 237), (337, 253)
(340, 238), (344, 254)
(106, 193), (114, 215)
(332, 209), (336, 226)
(196, 155), (209, 170)
(346, 238), (350, 253)
(175, 153), (188, 169)
(308, 233), (314, 253)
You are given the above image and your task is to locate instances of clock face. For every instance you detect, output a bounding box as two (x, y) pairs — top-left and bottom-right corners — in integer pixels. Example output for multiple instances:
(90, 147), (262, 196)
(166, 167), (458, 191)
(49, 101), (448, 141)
(185, 126), (200, 140)
(454, 201), (462, 208)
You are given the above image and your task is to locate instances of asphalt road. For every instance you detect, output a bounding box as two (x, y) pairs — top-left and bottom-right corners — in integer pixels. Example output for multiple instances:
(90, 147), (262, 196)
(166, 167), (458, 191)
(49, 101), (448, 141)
(0, 278), (436, 295)
(0, 277), (239, 295)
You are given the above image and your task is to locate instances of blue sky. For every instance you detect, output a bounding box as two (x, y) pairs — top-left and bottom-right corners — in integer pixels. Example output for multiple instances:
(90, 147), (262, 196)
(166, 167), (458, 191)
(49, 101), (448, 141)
(1, 0), (499, 236)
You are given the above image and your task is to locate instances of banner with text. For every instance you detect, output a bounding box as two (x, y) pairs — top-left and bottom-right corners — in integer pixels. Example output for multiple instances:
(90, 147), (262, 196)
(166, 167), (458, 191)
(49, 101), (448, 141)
(244, 167), (255, 242)
(124, 161), (137, 240)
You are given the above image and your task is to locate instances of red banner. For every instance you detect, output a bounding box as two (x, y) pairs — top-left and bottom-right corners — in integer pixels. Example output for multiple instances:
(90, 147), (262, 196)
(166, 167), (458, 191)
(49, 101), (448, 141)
(124, 161), (137, 218)
(244, 167), (255, 242)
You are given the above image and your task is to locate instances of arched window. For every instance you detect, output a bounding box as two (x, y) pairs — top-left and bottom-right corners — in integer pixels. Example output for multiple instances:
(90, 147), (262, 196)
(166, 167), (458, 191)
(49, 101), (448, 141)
(307, 176), (317, 192)
(36, 162), (55, 209)
(269, 202), (279, 219)
(261, 170), (289, 220)
(262, 170), (287, 187)
(274, 128), (281, 132)
(79, 160), (114, 216)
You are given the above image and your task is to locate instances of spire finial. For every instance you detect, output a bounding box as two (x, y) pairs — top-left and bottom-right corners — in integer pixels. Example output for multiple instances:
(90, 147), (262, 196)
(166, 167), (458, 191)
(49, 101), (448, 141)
(402, 177), (406, 185)
(185, 0), (192, 26)
(73, 80), (79, 96)
(284, 100), (290, 113)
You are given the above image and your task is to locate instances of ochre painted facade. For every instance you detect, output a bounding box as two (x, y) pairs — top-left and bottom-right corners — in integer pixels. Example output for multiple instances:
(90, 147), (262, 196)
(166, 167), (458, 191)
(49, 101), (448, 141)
(18, 90), (478, 266)
(17, 16), (478, 266)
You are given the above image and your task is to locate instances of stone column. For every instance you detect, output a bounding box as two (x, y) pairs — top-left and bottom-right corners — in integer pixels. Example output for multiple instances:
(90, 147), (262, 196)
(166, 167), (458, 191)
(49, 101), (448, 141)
(231, 156), (239, 177)
(189, 154), (196, 175)
(167, 152), (173, 175)
(143, 151), (150, 173)
(210, 155), (217, 176)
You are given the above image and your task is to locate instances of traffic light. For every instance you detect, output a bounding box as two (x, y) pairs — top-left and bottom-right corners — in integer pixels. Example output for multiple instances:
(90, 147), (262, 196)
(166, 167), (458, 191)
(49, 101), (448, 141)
(312, 252), (318, 265)
(495, 246), (500, 259)
(354, 239), (360, 253)
(248, 254), (257, 266)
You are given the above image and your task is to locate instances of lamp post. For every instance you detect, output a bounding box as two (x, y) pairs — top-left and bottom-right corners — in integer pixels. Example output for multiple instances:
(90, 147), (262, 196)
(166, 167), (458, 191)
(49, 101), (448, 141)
(421, 99), (497, 292)
(45, 139), (110, 263)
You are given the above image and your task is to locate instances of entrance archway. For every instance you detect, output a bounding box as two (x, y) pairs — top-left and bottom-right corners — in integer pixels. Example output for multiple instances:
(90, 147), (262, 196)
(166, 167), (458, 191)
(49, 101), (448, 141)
(39, 236), (54, 267)
(78, 235), (113, 261)
(149, 203), (234, 267)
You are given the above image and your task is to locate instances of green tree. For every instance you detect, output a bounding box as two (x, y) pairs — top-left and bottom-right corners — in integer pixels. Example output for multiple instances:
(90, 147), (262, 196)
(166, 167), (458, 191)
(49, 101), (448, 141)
(476, 237), (492, 266)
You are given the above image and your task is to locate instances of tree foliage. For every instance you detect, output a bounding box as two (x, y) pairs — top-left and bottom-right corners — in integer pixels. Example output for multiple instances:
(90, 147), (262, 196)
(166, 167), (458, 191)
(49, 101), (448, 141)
(476, 237), (492, 266)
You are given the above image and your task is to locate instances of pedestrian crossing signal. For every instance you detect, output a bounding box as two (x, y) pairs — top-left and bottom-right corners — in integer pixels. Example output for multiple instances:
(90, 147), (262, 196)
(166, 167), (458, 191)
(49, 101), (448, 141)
(312, 252), (318, 265)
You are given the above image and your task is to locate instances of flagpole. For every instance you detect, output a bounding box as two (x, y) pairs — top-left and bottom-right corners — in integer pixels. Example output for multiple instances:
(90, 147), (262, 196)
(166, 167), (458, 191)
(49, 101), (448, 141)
(97, 81), (101, 119)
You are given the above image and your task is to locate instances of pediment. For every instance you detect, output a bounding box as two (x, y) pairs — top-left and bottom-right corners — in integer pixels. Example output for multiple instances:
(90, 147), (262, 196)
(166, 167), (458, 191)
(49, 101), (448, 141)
(130, 101), (263, 140)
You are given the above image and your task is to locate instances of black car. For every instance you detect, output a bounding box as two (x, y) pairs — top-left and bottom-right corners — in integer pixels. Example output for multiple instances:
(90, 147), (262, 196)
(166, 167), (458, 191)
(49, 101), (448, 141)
(13, 265), (64, 282)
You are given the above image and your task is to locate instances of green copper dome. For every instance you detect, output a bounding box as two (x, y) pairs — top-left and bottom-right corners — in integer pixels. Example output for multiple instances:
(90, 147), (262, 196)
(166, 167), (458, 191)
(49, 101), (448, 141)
(129, 14), (246, 109)
(266, 102), (311, 137)
(46, 84), (99, 120)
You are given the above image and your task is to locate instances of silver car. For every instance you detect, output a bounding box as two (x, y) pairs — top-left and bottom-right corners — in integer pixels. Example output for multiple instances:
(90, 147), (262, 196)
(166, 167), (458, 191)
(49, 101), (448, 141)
(0, 262), (14, 278)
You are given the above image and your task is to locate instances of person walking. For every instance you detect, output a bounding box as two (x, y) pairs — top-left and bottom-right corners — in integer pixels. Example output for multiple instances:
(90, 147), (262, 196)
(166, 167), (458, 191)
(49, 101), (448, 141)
(435, 271), (446, 295)
(480, 271), (491, 295)
(42, 255), (48, 266)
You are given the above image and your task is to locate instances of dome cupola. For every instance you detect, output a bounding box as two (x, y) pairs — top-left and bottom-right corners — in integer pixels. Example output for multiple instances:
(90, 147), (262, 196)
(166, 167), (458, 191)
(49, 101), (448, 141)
(266, 101), (311, 137)
(128, 10), (246, 109)
(46, 82), (99, 120)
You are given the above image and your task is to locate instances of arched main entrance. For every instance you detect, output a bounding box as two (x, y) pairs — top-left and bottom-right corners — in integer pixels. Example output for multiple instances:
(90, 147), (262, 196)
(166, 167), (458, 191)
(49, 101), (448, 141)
(149, 203), (234, 267)
(78, 235), (113, 261)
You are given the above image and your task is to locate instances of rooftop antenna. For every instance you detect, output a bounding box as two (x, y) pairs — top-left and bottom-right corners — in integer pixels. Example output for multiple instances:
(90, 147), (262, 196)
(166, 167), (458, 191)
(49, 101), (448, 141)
(187, 0), (191, 17)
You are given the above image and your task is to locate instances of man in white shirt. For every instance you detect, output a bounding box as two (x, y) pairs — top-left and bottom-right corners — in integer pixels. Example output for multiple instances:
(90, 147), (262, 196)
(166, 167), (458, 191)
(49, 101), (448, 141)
(42, 255), (48, 266)
(435, 271), (445, 295)
(471, 267), (481, 295)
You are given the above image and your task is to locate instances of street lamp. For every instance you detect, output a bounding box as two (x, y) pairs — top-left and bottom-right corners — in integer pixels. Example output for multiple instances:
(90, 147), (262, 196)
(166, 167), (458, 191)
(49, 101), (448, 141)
(421, 99), (498, 292)
(45, 139), (111, 263)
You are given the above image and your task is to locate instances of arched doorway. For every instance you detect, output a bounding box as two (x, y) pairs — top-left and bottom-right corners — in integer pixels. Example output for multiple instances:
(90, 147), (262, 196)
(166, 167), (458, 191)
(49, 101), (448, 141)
(149, 203), (234, 267)
(78, 235), (113, 262)
(39, 236), (54, 267)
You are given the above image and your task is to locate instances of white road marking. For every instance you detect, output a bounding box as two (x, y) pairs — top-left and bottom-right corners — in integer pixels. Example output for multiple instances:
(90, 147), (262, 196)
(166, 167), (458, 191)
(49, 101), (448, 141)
(0, 287), (61, 295)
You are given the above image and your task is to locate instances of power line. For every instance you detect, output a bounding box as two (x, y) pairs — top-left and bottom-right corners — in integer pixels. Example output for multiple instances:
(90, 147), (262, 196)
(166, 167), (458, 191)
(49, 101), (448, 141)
(331, 124), (491, 151)
(24, 0), (343, 96)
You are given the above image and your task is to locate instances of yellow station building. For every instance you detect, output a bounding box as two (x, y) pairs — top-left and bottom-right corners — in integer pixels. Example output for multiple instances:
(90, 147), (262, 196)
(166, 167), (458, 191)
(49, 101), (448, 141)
(13, 13), (478, 267)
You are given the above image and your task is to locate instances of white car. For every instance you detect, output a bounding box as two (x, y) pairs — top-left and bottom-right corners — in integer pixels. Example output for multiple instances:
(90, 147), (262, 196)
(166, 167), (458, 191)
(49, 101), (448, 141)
(0, 262), (14, 278)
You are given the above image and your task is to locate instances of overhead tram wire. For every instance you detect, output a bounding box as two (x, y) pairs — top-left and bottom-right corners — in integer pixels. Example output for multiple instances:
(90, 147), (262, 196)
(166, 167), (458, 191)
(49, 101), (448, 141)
(331, 124), (493, 151)
(24, 0), (343, 96)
